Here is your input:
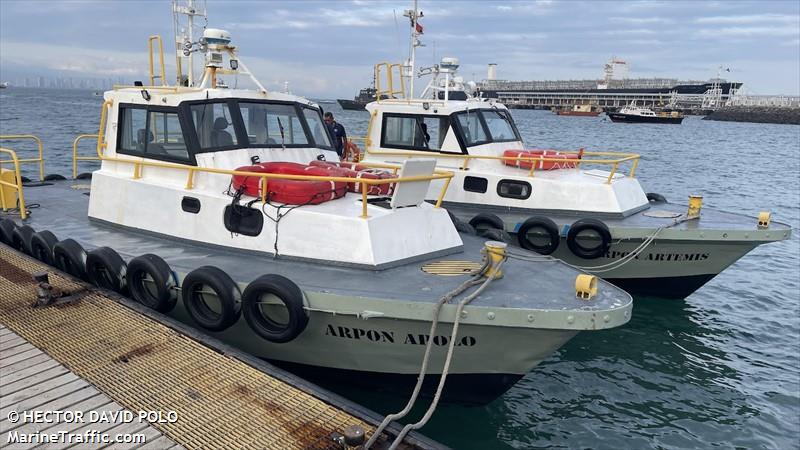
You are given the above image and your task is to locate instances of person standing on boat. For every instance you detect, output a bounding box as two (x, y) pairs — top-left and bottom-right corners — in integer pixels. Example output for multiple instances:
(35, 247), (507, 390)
(324, 112), (347, 157)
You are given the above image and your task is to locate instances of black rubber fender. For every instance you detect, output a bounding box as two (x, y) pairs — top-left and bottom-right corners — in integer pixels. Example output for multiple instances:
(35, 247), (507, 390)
(43, 174), (67, 181)
(30, 230), (59, 265)
(481, 228), (513, 244)
(566, 218), (612, 260)
(76, 173), (93, 180)
(517, 216), (560, 255)
(0, 219), (18, 246)
(11, 225), (35, 255)
(127, 254), (177, 313)
(181, 266), (242, 332)
(53, 239), (88, 280)
(242, 274), (308, 343)
(469, 213), (505, 235)
(20, 176), (31, 183)
(86, 247), (128, 295)
(646, 192), (667, 203)
(447, 210), (477, 235)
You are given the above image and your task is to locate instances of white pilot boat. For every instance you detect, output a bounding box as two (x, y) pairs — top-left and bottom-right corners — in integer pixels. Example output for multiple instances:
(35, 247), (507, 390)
(357, 7), (791, 299)
(607, 104), (684, 124)
(0, 1), (632, 409)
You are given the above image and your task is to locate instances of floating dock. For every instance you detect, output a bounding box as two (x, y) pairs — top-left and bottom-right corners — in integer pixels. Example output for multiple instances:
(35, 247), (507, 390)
(0, 245), (444, 450)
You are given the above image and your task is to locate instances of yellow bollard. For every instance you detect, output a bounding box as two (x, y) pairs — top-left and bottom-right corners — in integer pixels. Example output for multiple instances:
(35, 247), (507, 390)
(484, 241), (507, 279)
(575, 274), (598, 300)
(757, 211), (771, 229)
(687, 195), (703, 219)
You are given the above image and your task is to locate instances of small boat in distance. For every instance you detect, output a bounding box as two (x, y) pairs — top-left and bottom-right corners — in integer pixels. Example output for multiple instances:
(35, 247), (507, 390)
(556, 104), (600, 117)
(0, 82), (9, 89)
(337, 86), (376, 110)
(608, 104), (684, 123)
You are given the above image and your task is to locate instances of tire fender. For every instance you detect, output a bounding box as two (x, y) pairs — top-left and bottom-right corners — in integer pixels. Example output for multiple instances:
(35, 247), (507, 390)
(53, 239), (88, 280)
(646, 192), (667, 203)
(127, 254), (177, 313)
(468, 213), (505, 236)
(517, 216), (560, 255)
(181, 266), (242, 332)
(11, 225), (35, 255)
(30, 230), (59, 265)
(0, 219), (17, 245)
(566, 218), (612, 260)
(242, 274), (308, 343)
(86, 247), (128, 294)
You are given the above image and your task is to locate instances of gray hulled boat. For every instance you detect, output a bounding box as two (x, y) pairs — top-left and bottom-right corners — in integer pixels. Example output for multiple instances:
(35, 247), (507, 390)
(357, 14), (791, 299)
(0, 10), (632, 409)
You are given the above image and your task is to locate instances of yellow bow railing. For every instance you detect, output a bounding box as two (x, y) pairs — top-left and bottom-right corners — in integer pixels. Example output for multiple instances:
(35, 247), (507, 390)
(0, 135), (44, 181)
(0, 147), (28, 219)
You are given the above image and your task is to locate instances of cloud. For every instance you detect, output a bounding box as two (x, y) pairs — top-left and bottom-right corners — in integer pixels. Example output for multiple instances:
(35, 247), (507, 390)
(695, 26), (800, 38)
(609, 17), (674, 25)
(696, 13), (800, 24)
(0, 41), (147, 77)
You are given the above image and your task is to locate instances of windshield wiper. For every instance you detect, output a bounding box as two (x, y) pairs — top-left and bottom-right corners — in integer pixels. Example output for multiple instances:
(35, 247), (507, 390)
(277, 117), (286, 151)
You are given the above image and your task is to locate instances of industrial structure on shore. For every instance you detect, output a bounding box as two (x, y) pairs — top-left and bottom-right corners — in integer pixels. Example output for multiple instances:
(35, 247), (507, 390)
(479, 59), (742, 112)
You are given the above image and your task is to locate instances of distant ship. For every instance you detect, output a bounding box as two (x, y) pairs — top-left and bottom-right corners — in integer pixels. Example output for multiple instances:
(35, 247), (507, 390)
(0, 82), (9, 89)
(337, 86), (376, 110)
(555, 104), (600, 117)
(607, 105), (684, 124)
(480, 59), (742, 98)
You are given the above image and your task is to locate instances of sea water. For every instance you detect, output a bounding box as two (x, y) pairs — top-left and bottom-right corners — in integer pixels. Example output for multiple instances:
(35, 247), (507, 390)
(1, 88), (798, 449)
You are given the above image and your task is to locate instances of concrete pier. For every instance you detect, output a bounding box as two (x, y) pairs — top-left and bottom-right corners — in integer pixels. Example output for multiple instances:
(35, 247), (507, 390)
(702, 106), (800, 125)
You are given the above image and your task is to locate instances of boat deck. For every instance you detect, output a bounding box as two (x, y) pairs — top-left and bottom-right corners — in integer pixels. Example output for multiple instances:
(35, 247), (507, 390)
(0, 245), (443, 450)
(14, 179), (630, 313)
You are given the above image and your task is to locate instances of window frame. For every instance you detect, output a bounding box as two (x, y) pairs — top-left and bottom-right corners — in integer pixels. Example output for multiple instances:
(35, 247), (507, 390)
(379, 112), (463, 154)
(116, 103), (196, 165)
(182, 99), (247, 154)
(496, 179), (532, 200)
(450, 108), (522, 150)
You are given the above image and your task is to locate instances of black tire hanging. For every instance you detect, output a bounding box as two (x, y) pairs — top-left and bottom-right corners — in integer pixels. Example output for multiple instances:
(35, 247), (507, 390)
(0, 219), (17, 245)
(517, 216), (561, 255)
(447, 210), (477, 235)
(53, 239), (88, 280)
(646, 192), (667, 203)
(481, 228), (512, 244)
(127, 254), (178, 313)
(11, 225), (36, 255)
(566, 218), (612, 260)
(43, 174), (67, 181)
(30, 230), (59, 265)
(242, 274), (308, 343)
(468, 213), (505, 237)
(86, 247), (128, 294)
(76, 173), (93, 180)
(181, 266), (241, 332)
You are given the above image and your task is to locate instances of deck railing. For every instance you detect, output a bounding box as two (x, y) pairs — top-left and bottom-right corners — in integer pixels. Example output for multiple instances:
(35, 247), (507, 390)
(0, 135), (45, 181)
(374, 62), (406, 102)
(362, 146), (640, 184)
(72, 134), (101, 178)
(94, 100), (453, 218)
(0, 147), (28, 219)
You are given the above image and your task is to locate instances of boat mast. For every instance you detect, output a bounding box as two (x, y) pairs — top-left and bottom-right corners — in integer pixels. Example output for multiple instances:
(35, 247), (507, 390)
(172, 0), (207, 87)
(402, 1), (423, 99)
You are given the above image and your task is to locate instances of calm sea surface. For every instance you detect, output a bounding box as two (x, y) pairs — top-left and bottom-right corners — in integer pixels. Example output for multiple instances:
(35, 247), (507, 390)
(1, 88), (798, 450)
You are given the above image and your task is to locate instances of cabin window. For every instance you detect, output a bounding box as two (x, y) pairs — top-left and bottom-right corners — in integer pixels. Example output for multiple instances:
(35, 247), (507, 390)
(117, 105), (191, 163)
(301, 107), (332, 149)
(455, 111), (488, 146)
(381, 114), (450, 151)
(190, 102), (239, 149)
(497, 179), (531, 199)
(240, 102), (309, 146)
(464, 176), (488, 193)
(482, 110), (517, 142)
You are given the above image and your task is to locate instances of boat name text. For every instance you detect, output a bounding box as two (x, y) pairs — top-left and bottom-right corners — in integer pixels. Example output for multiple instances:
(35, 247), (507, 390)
(324, 325), (476, 346)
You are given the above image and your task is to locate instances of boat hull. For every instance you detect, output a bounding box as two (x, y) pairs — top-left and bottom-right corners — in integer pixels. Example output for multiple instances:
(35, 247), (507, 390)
(337, 99), (367, 110)
(556, 111), (600, 117)
(607, 113), (683, 123)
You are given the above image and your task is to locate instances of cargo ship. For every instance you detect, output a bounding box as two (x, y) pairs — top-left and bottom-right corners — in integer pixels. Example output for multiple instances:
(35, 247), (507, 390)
(337, 86), (377, 110)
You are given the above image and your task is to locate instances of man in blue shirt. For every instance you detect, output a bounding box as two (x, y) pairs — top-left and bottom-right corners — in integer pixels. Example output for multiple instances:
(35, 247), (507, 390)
(324, 112), (347, 157)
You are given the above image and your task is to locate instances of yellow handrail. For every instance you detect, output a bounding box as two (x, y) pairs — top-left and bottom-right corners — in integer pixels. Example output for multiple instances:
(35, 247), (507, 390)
(361, 146), (640, 184)
(0, 135), (44, 181)
(72, 134), (100, 179)
(374, 62), (405, 102)
(0, 147), (28, 219)
(94, 100), (453, 219)
(148, 35), (168, 87)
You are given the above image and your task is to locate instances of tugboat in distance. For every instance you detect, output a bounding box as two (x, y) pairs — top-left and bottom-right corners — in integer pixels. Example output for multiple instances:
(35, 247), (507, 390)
(337, 86), (376, 110)
(608, 104), (684, 124)
(556, 104), (601, 117)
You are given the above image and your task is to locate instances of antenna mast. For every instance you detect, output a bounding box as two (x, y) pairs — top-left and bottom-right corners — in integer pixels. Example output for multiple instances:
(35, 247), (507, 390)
(402, 1), (423, 99)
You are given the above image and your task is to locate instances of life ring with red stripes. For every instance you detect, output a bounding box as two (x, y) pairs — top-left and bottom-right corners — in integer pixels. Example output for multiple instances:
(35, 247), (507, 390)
(231, 162), (348, 205)
(502, 148), (583, 170)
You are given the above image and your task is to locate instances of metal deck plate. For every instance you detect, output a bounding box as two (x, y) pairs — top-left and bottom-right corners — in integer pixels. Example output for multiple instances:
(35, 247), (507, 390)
(420, 260), (482, 276)
(642, 210), (682, 218)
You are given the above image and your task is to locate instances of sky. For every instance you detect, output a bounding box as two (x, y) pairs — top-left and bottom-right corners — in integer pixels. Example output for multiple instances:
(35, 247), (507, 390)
(1, 0), (798, 97)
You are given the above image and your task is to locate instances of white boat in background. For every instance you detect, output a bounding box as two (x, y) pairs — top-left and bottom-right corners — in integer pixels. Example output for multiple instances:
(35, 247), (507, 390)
(608, 104), (684, 123)
(356, 4), (791, 299)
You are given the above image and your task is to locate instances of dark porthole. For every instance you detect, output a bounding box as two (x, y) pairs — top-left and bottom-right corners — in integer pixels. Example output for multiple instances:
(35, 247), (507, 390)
(464, 176), (488, 193)
(497, 180), (532, 200)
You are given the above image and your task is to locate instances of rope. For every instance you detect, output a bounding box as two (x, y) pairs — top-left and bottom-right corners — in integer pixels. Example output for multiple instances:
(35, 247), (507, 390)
(386, 256), (507, 450)
(364, 256), (491, 449)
